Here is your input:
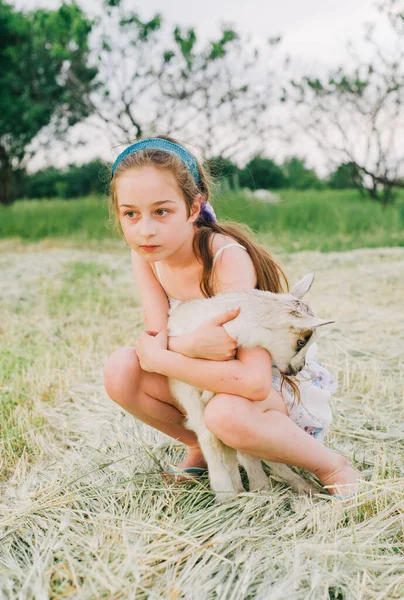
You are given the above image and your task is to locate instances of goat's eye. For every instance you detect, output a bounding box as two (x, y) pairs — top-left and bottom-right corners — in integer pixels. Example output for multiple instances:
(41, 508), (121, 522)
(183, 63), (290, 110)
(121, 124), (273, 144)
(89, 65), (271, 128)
(297, 339), (306, 348)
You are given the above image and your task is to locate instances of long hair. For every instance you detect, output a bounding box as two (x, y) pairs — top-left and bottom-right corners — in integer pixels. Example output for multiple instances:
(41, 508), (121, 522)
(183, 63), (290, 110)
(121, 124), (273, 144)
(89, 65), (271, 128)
(109, 134), (300, 405)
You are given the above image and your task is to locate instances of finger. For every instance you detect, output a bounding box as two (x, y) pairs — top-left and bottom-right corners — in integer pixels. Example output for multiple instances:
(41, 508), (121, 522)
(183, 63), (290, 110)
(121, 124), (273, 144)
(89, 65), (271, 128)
(213, 307), (240, 326)
(156, 328), (169, 342)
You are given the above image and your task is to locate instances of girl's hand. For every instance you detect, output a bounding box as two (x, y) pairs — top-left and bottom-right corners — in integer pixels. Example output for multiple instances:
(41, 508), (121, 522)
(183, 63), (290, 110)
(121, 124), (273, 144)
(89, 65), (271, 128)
(187, 307), (240, 361)
(136, 329), (168, 372)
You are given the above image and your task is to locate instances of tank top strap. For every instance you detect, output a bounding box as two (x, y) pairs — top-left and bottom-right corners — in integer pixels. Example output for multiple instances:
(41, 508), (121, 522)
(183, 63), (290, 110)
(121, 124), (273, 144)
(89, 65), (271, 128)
(154, 262), (163, 286)
(212, 242), (247, 266)
(155, 242), (248, 297)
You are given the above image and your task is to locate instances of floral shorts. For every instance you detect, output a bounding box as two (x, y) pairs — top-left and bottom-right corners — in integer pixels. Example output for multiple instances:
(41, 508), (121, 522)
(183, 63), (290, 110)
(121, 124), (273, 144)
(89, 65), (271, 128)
(271, 343), (337, 442)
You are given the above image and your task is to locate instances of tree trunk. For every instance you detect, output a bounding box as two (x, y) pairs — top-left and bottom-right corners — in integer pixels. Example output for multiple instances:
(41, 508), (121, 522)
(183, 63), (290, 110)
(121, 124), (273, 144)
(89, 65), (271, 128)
(382, 185), (394, 207)
(0, 147), (14, 206)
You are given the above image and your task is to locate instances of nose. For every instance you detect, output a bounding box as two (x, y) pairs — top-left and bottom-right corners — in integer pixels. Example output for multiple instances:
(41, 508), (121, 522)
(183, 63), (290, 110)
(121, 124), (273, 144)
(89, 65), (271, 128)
(283, 366), (295, 376)
(139, 217), (157, 238)
(284, 364), (303, 376)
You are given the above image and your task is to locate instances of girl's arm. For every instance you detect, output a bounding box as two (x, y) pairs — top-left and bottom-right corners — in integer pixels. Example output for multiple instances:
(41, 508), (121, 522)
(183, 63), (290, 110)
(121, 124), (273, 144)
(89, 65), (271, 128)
(131, 250), (193, 352)
(151, 342), (273, 401)
(131, 250), (169, 332)
(136, 244), (274, 401)
(131, 250), (237, 359)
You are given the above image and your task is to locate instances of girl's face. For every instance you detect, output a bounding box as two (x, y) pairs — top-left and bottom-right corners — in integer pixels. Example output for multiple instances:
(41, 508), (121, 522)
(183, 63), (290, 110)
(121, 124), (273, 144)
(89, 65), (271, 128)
(115, 165), (201, 260)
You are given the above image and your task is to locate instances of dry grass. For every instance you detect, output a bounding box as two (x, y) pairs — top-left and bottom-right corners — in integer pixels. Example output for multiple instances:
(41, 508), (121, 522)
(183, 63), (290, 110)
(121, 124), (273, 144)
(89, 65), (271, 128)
(0, 240), (403, 600)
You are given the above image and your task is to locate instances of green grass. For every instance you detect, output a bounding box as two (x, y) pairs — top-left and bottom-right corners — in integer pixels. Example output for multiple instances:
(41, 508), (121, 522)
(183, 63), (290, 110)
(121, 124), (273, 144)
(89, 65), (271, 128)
(1, 189), (403, 252)
(219, 189), (404, 252)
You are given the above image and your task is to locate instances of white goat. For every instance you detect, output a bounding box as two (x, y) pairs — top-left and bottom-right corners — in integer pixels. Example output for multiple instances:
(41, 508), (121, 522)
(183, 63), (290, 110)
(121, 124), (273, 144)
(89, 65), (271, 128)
(167, 273), (334, 502)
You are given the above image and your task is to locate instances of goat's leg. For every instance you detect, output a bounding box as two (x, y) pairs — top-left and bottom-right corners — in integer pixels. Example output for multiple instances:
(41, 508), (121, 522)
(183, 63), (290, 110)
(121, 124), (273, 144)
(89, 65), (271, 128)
(222, 445), (245, 495)
(172, 385), (246, 502)
(178, 390), (242, 502)
(265, 462), (318, 496)
(196, 429), (243, 503)
(237, 452), (269, 491)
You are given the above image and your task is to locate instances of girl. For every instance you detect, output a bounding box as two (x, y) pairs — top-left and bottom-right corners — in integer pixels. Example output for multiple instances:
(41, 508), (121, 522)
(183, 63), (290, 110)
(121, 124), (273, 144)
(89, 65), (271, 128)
(103, 136), (359, 500)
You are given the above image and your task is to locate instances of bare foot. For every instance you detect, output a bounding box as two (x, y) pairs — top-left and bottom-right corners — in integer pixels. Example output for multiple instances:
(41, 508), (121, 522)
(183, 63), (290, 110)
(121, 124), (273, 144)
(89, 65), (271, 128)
(163, 445), (207, 482)
(317, 454), (359, 498)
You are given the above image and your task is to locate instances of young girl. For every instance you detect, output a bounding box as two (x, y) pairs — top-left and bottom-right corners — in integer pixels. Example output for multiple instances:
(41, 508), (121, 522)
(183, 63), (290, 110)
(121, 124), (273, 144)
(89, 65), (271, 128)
(103, 135), (359, 500)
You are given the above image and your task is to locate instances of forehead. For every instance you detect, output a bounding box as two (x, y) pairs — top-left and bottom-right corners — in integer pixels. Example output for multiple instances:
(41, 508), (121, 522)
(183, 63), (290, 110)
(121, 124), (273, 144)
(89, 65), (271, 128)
(115, 166), (183, 205)
(291, 299), (316, 317)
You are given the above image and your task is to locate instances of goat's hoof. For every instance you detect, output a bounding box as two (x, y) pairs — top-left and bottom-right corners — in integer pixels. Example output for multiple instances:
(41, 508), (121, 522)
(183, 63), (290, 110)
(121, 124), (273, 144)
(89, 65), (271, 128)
(296, 481), (319, 496)
(248, 478), (269, 492)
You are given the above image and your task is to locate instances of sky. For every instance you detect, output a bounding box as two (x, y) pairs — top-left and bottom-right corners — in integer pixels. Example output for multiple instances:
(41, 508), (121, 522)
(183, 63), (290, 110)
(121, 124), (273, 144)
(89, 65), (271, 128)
(14, 0), (388, 173)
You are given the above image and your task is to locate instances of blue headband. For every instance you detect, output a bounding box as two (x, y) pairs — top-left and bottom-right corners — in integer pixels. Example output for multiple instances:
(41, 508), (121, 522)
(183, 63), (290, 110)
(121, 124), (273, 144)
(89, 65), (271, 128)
(112, 137), (217, 223)
(112, 138), (201, 184)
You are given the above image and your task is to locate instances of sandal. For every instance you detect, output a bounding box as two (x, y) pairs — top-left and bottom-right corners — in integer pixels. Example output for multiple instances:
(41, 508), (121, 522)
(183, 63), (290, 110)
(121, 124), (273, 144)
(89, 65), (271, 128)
(331, 492), (356, 502)
(162, 465), (208, 482)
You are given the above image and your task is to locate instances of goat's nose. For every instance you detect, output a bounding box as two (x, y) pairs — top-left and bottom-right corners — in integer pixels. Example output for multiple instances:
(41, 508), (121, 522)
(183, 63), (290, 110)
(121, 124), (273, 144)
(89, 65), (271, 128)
(288, 364), (301, 376)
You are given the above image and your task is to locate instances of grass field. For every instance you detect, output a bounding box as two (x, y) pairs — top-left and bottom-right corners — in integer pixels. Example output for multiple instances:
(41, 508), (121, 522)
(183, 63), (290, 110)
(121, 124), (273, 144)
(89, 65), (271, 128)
(1, 189), (404, 252)
(0, 239), (403, 599)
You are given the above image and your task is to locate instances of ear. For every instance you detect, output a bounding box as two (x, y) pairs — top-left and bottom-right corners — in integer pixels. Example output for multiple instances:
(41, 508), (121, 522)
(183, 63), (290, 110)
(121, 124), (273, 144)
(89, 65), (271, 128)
(189, 193), (203, 223)
(290, 273), (314, 299)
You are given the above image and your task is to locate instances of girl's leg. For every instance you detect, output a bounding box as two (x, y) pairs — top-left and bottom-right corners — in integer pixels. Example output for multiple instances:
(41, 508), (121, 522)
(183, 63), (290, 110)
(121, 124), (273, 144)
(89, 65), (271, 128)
(204, 393), (359, 497)
(103, 346), (206, 470)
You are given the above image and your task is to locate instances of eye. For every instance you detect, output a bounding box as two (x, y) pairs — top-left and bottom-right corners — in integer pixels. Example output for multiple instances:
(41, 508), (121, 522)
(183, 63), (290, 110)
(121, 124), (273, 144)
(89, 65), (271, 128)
(156, 209), (169, 216)
(297, 339), (306, 348)
(124, 211), (137, 218)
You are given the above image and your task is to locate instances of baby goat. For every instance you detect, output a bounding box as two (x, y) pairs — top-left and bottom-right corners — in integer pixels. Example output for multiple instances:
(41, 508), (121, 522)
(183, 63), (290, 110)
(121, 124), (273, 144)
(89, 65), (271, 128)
(167, 273), (334, 502)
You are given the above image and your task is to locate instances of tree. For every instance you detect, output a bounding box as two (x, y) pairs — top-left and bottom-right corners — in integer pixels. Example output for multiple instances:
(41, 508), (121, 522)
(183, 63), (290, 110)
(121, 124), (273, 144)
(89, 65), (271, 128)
(81, 0), (281, 163)
(290, 0), (404, 205)
(282, 156), (323, 189)
(19, 160), (109, 199)
(203, 156), (240, 188)
(327, 162), (361, 189)
(0, 1), (97, 205)
(239, 156), (286, 190)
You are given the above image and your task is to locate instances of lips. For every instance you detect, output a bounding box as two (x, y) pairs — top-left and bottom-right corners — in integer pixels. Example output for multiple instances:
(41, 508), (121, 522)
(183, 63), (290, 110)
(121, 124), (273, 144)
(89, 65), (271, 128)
(140, 245), (160, 250)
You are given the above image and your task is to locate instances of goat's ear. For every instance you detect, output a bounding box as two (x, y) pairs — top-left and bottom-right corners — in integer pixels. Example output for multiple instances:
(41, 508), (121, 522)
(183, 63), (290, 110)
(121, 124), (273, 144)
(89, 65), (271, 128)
(290, 273), (314, 299)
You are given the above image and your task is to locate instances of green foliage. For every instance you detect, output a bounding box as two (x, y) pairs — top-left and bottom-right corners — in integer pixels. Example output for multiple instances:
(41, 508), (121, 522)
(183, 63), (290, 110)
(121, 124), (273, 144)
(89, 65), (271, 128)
(282, 156), (324, 190)
(204, 156), (240, 187)
(328, 163), (360, 189)
(303, 72), (369, 96)
(173, 26), (197, 69)
(0, 1), (97, 205)
(239, 156), (286, 189)
(19, 161), (110, 200)
(209, 29), (238, 60)
(291, 0), (404, 205)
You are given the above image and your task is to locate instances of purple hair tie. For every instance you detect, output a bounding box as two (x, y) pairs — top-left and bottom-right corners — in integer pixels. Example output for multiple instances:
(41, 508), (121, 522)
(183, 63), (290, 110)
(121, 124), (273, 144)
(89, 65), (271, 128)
(200, 201), (217, 222)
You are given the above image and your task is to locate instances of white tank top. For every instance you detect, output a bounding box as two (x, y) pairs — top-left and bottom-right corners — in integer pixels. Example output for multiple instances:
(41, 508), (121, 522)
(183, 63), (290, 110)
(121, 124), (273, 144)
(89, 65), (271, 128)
(155, 242), (247, 307)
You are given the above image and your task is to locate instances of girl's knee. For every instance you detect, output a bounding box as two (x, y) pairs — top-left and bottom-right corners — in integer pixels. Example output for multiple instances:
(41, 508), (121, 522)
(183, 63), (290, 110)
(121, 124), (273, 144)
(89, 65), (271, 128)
(204, 394), (247, 449)
(103, 346), (140, 402)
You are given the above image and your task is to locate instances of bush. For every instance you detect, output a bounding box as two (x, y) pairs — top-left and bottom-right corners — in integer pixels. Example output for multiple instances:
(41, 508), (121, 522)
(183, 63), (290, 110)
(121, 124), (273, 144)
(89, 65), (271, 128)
(327, 162), (359, 189)
(282, 156), (324, 190)
(239, 155), (286, 189)
(19, 160), (110, 200)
